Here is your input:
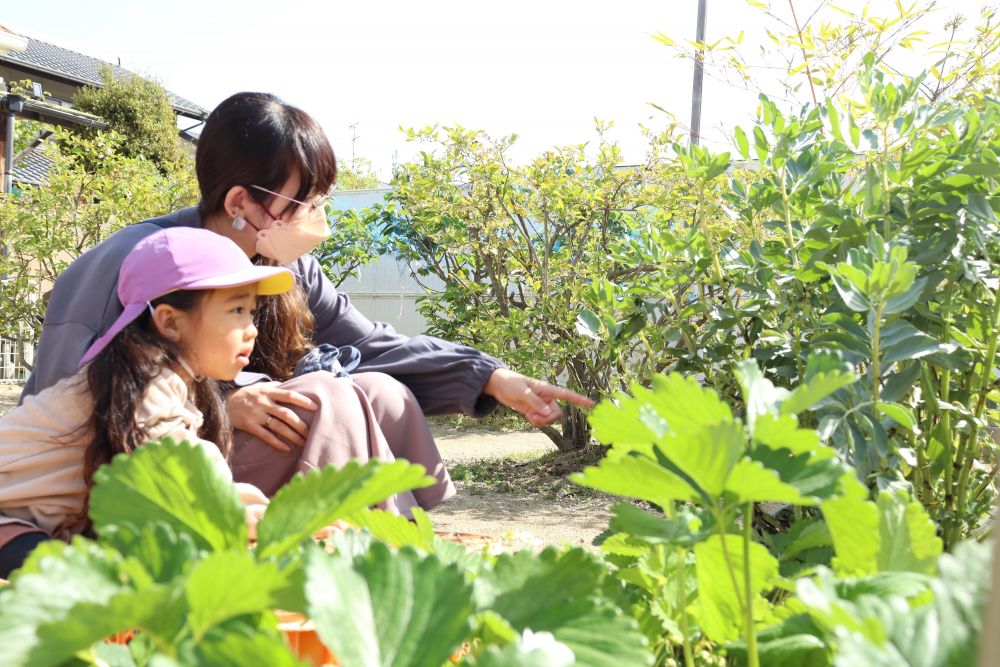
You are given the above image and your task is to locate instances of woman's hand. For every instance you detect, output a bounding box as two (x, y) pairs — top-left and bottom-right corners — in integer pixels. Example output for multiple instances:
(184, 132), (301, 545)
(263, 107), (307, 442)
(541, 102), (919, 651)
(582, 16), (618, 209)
(483, 368), (596, 427)
(226, 382), (318, 452)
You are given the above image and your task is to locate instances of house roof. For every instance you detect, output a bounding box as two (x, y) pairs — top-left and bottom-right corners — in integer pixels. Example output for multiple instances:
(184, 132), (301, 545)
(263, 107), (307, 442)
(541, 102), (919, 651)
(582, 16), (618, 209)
(0, 36), (207, 119)
(11, 145), (53, 187)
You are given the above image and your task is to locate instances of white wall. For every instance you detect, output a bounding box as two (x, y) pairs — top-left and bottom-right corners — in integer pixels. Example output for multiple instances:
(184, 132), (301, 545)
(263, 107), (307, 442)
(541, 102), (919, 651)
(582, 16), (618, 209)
(330, 188), (445, 336)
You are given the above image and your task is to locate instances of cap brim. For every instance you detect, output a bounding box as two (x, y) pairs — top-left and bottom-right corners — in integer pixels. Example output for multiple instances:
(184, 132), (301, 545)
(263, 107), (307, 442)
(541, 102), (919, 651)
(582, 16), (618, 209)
(79, 301), (148, 366)
(178, 265), (295, 296)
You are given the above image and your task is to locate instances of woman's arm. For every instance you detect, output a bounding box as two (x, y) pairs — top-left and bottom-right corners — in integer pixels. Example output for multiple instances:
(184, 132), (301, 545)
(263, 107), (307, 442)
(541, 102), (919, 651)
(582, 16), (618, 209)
(299, 254), (505, 417)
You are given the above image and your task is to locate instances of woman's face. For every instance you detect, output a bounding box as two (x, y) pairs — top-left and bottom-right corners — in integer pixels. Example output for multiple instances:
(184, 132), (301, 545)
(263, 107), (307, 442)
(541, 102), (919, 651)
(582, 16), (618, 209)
(242, 170), (303, 232)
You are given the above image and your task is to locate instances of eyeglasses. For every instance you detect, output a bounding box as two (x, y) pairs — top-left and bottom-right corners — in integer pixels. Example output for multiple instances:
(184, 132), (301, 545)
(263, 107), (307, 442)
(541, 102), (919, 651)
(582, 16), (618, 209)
(249, 184), (333, 221)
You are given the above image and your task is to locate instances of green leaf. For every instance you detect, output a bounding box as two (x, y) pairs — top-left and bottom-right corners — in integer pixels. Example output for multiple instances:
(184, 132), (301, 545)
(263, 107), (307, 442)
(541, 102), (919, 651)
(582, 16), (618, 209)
(477, 633), (575, 667)
(821, 480), (880, 576)
(874, 492), (942, 575)
(781, 371), (856, 416)
(185, 552), (288, 640)
(657, 421), (745, 499)
(305, 543), (475, 667)
(347, 508), (437, 550)
(607, 503), (708, 547)
(728, 633), (829, 667)
(819, 263), (871, 312)
(256, 460), (434, 559)
(195, 631), (309, 667)
(772, 518), (832, 562)
(29, 587), (181, 667)
(823, 484), (943, 577)
(587, 395), (662, 452)
(99, 521), (199, 583)
(90, 439), (247, 552)
(588, 374), (734, 450)
(572, 450), (696, 506)
(694, 534), (779, 643)
(880, 334), (946, 367)
(753, 414), (823, 455)
(725, 459), (812, 505)
(796, 542), (990, 667)
(892, 540), (989, 666)
(476, 548), (653, 666)
(92, 643), (136, 667)
(875, 402), (917, 430)
(576, 310), (603, 340)
(735, 359), (788, 431)
(734, 126), (751, 159)
(750, 446), (847, 502)
(0, 539), (147, 666)
(883, 276), (927, 315)
(881, 363), (922, 403)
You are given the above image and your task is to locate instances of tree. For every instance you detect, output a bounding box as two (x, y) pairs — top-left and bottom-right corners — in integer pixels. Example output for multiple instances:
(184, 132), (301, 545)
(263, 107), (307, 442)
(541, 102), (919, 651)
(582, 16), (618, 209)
(0, 129), (198, 352)
(73, 66), (187, 170)
(369, 123), (699, 451)
(336, 156), (382, 190)
(312, 205), (392, 288)
(658, 0), (1000, 112)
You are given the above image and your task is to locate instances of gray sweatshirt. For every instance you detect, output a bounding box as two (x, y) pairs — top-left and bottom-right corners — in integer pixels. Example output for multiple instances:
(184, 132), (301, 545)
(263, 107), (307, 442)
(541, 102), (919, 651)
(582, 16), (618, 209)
(20, 207), (503, 417)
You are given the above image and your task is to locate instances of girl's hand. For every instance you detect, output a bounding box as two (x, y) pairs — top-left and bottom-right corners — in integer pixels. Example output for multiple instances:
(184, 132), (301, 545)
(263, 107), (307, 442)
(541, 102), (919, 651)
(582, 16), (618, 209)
(313, 519), (352, 540)
(482, 368), (596, 428)
(226, 382), (317, 451)
(245, 503), (268, 542)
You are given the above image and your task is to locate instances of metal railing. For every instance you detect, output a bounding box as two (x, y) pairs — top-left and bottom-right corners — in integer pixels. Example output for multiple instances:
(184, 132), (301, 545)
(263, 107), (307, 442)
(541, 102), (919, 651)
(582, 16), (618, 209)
(0, 337), (31, 383)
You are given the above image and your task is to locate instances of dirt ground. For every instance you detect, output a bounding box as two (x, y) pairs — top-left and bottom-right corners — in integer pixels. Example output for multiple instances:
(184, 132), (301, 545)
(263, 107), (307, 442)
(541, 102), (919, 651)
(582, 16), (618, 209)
(0, 385), (613, 549)
(429, 422), (612, 549)
(0, 385), (19, 413)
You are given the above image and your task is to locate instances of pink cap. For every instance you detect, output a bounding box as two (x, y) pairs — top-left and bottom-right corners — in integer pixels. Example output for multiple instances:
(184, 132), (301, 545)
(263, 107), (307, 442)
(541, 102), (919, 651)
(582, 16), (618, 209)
(79, 227), (295, 366)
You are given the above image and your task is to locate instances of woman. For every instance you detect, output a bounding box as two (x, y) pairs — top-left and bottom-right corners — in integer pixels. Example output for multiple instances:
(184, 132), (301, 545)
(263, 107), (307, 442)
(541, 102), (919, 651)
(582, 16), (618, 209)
(16, 92), (593, 531)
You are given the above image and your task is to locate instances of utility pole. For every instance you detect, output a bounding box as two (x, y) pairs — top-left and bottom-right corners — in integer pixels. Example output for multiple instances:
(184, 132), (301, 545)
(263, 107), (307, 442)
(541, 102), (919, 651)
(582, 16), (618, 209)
(349, 122), (360, 163)
(690, 0), (708, 146)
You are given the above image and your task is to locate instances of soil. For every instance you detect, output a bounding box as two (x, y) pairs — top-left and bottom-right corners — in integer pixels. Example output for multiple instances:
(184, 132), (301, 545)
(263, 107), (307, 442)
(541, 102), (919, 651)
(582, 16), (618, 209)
(0, 385), (19, 414)
(0, 385), (616, 550)
(429, 421), (614, 549)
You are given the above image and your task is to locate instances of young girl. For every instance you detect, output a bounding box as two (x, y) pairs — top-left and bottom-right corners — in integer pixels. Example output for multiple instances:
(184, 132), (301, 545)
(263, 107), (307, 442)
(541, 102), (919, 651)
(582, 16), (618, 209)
(0, 227), (294, 577)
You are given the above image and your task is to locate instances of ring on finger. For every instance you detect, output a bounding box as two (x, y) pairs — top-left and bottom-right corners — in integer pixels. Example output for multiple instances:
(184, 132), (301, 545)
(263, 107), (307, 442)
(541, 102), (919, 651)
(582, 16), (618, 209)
(264, 416), (273, 429)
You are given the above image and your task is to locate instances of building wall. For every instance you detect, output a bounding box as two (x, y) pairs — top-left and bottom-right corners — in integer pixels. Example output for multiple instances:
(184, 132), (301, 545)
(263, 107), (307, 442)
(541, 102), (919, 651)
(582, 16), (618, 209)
(330, 188), (445, 336)
(0, 64), (79, 104)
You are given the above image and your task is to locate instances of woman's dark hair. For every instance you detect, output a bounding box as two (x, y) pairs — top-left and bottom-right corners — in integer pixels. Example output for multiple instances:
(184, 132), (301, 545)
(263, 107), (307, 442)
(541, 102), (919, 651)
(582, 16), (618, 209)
(245, 274), (315, 381)
(196, 92), (338, 216)
(82, 290), (230, 489)
(194, 93), (328, 378)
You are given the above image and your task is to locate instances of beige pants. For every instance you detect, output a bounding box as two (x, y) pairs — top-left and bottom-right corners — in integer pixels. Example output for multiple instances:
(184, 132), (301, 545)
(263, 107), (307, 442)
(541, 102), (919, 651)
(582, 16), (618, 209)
(229, 371), (456, 517)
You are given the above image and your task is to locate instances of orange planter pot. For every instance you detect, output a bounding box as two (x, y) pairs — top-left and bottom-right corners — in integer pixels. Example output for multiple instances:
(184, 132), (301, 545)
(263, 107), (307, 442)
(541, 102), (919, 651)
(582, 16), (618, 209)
(276, 611), (338, 666)
(1, 532), (494, 665)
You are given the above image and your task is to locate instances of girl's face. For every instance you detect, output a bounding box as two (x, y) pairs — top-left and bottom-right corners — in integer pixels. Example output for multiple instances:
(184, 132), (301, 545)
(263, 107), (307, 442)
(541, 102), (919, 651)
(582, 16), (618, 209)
(178, 285), (259, 381)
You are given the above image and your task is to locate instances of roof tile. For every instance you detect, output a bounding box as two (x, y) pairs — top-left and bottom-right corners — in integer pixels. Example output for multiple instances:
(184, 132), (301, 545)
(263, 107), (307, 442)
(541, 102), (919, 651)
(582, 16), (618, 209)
(1, 36), (207, 119)
(11, 145), (53, 187)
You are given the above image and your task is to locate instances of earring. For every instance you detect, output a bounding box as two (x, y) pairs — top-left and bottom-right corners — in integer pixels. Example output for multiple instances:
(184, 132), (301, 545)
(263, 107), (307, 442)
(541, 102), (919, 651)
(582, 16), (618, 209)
(232, 215), (247, 231)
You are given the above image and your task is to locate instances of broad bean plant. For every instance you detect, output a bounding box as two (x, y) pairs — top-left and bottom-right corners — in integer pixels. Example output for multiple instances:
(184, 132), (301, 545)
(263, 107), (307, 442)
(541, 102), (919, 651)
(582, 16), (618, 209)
(583, 59), (1000, 546)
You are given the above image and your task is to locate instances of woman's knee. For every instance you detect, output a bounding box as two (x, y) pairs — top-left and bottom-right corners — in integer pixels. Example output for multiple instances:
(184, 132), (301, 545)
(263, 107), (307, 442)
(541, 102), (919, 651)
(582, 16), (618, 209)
(351, 372), (418, 419)
(281, 371), (366, 409)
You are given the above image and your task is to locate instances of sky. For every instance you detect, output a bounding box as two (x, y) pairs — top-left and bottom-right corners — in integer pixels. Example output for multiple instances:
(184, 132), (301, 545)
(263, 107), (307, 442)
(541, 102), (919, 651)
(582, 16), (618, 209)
(1, 0), (991, 180)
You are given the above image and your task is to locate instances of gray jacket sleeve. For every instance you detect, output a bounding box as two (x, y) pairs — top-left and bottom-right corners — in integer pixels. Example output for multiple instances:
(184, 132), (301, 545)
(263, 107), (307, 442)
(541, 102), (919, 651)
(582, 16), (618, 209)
(20, 209), (200, 403)
(294, 254), (505, 417)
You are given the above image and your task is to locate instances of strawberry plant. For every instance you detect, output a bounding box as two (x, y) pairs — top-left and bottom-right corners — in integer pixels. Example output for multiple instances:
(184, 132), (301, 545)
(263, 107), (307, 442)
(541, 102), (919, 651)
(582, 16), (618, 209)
(573, 358), (990, 666)
(0, 440), (654, 667)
